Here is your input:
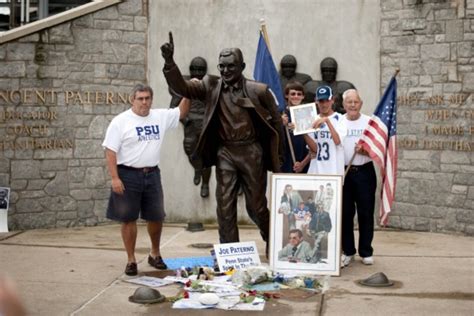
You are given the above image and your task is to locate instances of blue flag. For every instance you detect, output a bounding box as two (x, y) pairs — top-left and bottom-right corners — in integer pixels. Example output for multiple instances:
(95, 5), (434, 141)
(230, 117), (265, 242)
(253, 32), (285, 112)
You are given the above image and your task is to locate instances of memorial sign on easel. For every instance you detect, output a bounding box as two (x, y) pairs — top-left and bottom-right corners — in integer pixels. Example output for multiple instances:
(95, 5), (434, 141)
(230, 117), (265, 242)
(0, 187), (10, 233)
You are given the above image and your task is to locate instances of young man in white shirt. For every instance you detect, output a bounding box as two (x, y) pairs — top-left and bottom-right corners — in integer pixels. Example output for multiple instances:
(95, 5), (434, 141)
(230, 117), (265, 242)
(303, 86), (346, 177)
(281, 82), (310, 173)
(102, 84), (190, 276)
(340, 89), (377, 267)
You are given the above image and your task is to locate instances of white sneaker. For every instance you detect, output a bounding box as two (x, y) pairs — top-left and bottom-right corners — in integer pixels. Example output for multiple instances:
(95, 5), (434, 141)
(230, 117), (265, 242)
(362, 256), (374, 265)
(341, 254), (354, 268)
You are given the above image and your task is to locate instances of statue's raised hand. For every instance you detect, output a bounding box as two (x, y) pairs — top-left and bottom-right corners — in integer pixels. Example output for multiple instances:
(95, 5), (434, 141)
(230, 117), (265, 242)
(160, 31), (174, 63)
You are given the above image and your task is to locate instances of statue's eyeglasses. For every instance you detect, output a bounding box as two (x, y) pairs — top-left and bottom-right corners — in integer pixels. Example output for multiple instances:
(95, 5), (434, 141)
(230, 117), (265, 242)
(217, 63), (237, 71)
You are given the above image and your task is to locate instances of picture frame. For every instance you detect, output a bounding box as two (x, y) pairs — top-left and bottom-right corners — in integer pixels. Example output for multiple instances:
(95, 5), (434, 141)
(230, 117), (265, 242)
(0, 187), (10, 233)
(0, 187), (9, 211)
(269, 174), (342, 276)
(289, 103), (318, 135)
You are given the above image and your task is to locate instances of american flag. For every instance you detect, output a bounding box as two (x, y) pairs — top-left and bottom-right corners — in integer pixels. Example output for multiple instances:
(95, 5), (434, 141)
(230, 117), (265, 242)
(358, 77), (398, 226)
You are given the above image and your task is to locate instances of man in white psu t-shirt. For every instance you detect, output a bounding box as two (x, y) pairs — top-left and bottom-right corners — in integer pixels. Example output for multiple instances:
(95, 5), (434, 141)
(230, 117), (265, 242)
(303, 85), (346, 177)
(102, 84), (190, 276)
(340, 89), (377, 268)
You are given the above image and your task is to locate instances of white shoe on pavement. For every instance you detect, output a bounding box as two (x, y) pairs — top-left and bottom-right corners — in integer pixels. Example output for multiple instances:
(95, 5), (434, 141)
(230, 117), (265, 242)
(341, 254), (354, 268)
(362, 256), (374, 265)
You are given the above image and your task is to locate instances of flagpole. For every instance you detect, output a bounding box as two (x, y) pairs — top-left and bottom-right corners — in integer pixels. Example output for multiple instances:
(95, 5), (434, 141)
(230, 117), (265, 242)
(285, 124), (296, 164)
(343, 150), (357, 179)
(343, 68), (401, 179)
(259, 18), (271, 51)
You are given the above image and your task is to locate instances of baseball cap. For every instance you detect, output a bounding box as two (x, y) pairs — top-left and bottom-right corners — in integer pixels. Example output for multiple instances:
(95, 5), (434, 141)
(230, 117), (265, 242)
(315, 85), (333, 101)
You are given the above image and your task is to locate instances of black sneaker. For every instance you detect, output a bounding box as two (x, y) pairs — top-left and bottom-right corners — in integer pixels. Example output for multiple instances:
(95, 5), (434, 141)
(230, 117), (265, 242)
(125, 262), (138, 276)
(148, 255), (168, 270)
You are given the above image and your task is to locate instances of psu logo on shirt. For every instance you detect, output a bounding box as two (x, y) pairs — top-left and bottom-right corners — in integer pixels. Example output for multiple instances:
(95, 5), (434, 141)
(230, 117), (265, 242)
(348, 129), (364, 137)
(136, 125), (160, 141)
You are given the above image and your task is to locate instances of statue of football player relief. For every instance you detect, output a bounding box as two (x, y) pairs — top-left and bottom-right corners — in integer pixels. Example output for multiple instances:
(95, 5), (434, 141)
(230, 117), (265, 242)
(304, 57), (356, 114)
(169, 57), (211, 198)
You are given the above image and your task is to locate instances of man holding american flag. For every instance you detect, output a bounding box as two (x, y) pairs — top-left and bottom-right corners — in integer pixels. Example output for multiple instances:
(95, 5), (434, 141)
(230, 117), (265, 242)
(341, 76), (398, 268)
(341, 89), (377, 268)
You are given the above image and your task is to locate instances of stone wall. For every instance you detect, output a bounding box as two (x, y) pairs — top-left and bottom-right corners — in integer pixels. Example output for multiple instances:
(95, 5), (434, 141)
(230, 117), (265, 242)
(380, 0), (473, 234)
(0, 0), (148, 229)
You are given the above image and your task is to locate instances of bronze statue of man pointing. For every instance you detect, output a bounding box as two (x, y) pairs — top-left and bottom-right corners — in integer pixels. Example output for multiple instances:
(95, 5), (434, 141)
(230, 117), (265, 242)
(161, 32), (284, 250)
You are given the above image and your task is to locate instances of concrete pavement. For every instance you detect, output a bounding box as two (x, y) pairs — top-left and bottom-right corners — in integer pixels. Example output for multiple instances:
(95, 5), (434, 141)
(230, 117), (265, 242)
(0, 224), (473, 315)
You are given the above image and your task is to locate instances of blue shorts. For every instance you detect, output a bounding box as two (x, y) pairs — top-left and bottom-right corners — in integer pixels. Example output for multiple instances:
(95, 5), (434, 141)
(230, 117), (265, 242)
(106, 165), (166, 222)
